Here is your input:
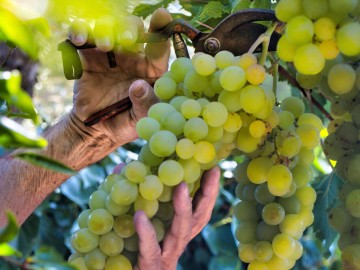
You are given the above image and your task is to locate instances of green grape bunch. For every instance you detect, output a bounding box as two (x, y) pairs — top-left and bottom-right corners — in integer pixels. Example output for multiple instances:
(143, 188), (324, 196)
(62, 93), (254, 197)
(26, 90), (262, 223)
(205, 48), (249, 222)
(275, 0), (360, 268)
(67, 41), (325, 269)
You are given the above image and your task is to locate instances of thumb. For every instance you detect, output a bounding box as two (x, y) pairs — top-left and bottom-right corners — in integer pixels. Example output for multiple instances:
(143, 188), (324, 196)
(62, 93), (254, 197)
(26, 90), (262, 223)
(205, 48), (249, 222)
(129, 80), (158, 121)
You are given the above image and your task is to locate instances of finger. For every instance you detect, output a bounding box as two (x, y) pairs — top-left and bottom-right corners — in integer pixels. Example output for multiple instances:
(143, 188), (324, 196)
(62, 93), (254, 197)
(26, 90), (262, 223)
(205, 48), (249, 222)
(191, 166), (220, 238)
(68, 19), (90, 46)
(93, 15), (116, 52)
(162, 182), (192, 260)
(112, 163), (125, 174)
(134, 211), (161, 270)
(145, 8), (172, 62)
(116, 16), (141, 50)
(129, 80), (159, 122)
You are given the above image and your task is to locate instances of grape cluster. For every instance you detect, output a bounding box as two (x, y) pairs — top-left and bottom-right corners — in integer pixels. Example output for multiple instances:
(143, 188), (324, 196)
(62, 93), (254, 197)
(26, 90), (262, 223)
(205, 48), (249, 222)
(67, 46), (323, 269)
(275, 0), (360, 268)
(67, 50), (278, 270)
(234, 96), (321, 269)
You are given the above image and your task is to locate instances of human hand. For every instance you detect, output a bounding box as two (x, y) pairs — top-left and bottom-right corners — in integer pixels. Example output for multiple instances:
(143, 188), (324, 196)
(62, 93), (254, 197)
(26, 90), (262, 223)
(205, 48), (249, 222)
(67, 8), (172, 146)
(133, 166), (221, 270)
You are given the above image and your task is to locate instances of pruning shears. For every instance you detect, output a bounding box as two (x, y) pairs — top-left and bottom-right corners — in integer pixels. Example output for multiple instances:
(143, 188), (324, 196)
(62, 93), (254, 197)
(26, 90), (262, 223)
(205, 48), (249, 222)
(58, 9), (281, 126)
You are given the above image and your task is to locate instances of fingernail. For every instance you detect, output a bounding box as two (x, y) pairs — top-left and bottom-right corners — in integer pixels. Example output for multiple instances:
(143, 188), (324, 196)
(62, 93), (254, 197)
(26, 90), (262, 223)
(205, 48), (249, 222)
(131, 80), (147, 98)
(179, 182), (189, 195)
(134, 210), (147, 223)
(121, 30), (135, 41)
(96, 37), (112, 50)
(74, 34), (86, 45)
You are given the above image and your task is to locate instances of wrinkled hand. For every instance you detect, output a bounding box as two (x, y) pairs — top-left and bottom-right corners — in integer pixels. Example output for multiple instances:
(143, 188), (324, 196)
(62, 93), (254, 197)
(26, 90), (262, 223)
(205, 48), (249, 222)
(133, 166), (221, 270)
(67, 8), (172, 145)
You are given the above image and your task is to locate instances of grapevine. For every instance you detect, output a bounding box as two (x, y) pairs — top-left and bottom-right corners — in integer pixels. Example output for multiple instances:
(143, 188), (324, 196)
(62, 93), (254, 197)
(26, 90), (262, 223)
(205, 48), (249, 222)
(276, 0), (360, 269)
(65, 1), (360, 269)
(67, 46), (322, 270)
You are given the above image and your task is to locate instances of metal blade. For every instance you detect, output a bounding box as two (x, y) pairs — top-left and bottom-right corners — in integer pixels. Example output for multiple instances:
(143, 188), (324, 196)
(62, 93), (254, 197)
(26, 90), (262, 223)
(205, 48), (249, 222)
(193, 9), (281, 56)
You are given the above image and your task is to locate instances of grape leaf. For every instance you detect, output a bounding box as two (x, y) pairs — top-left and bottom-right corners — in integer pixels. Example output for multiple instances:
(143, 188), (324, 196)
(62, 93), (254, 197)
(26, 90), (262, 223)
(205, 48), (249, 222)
(250, 0), (271, 9)
(29, 246), (76, 270)
(132, 0), (172, 19)
(201, 224), (237, 256)
(231, 0), (251, 12)
(198, 1), (226, 21)
(208, 255), (242, 270)
(312, 173), (343, 251)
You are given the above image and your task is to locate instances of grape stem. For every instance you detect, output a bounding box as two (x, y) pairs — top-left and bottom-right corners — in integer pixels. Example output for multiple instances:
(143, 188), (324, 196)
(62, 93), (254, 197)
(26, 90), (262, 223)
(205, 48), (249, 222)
(268, 53), (279, 97)
(248, 21), (278, 66)
(278, 65), (334, 121)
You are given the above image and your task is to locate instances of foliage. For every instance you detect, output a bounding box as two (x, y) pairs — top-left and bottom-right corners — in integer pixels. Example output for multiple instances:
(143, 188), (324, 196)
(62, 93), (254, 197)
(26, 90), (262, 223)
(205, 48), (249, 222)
(0, 0), (347, 269)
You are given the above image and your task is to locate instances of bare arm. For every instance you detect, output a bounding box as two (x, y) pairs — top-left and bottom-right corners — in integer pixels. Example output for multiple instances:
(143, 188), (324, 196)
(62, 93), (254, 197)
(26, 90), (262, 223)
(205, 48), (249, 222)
(0, 8), (171, 227)
(0, 79), (159, 226)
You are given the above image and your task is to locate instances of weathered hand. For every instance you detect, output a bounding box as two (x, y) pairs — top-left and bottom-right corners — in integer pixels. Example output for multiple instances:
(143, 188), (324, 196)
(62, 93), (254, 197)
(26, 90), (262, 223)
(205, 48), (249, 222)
(67, 8), (171, 146)
(133, 166), (221, 270)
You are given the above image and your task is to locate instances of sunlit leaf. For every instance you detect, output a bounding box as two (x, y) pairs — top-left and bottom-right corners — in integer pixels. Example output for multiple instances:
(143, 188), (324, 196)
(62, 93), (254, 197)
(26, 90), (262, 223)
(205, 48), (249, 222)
(0, 116), (47, 148)
(26, 17), (51, 37)
(198, 1), (225, 21)
(0, 6), (38, 59)
(250, 0), (271, 9)
(231, 0), (251, 12)
(0, 212), (18, 243)
(0, 243), (21, 257)
(11, 152), (76, 175)
(133, 0), (172, 19)
(0, 71), (39, 124)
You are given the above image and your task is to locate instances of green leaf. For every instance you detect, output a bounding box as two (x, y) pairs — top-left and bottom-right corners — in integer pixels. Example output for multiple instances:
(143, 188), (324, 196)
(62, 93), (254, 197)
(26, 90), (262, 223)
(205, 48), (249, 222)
(60, 175), (96, 208)
(231, 0), (251, 12)
(79, 165), (106, 187)
(0, 116), (47, 148)
(201, 224), (237, 256)
(0, 71), (39, 124)
(0, 7), (38, 59)
(208, 255), (243, 270)
(26, 17), (51, 38)
(0, 243), (21, 257)
(16, 214), (40, 257)
(312, 173), (343, 251)
(197, 1), (226, 22)
(12, 152), (76, 175)
(250, 0), (271, 9)
(0, 212), (18, 243)
(132, 0), (172, 18)
(29, 246), (76, 270)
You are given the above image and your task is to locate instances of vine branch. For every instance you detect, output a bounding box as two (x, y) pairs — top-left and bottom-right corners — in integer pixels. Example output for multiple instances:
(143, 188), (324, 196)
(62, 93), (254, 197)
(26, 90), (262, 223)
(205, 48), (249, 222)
(278, 65), (334, 121)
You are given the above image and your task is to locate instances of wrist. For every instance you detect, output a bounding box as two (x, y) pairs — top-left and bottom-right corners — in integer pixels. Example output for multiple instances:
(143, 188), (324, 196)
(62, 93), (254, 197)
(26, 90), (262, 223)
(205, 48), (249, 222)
(65, 112), (120, 170)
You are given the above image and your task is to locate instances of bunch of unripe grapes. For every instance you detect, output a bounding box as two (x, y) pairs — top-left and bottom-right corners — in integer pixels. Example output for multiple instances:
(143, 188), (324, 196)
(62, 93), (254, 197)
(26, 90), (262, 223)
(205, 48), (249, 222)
(68, 49), (284, 270)
(275, 0), (360, 268)
(234, 96), (321, 270)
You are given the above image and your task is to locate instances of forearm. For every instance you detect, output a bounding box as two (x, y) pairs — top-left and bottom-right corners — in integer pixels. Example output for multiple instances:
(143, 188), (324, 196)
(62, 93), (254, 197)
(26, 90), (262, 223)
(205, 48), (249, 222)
(0, 113), (120, 226)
